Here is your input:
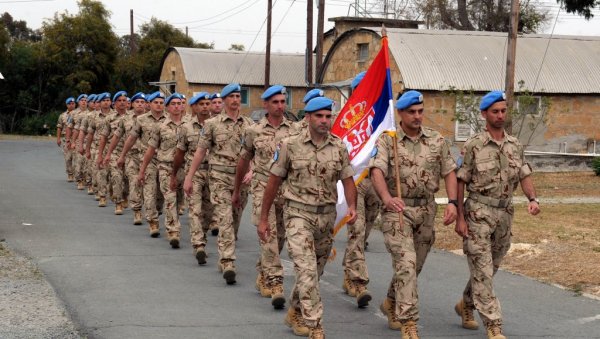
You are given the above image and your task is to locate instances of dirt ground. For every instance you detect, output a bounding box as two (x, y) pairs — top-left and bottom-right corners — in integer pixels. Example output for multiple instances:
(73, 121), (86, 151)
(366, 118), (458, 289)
(434, 172), (600, 298)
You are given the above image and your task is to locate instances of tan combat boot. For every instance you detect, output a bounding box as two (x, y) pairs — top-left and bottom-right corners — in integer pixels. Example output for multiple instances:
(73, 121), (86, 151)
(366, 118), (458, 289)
(195, 247), (207, 265)
(133, 210), (143, 225)
(284, 307), (309, 336)
(94, 193), (100, 201)
(455, 299), (479, 330)
(342, 274), (356, 297)
(379, 297), (402, 330)
(256, 272), (271, 297)
(87, 186), (94, 195)
(169, 235), (180, 249)
(98, 197), (107, 207)
(114, 203), (123, 215)
(400, 319), (419, 339)
(353, 282), (372, 308)
(269, 280), (285, 309)
(67, 174), (74, 182)
(122, 198), (128, 209)
(308, 324), (325, 339)
(222, 261), (236, 285)
(149, 220), (160, 238)
(486, 323), (506, 339)
(77, 181), (85, 190)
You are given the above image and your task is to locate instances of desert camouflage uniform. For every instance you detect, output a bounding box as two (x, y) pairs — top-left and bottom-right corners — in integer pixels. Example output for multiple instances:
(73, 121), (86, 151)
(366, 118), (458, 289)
(57, 110), (74, 178)
(99, 111), (128, 204)
(177, 118), (214, 251)
(241, 116), (292, 286)
(80, 110), (96, 189)
(148, 117), (183, 240)
(69, 108), (86, 184)
(269, 128), (354, 328)
(129, 112), (166, 224)
(369, 126), (455, 321)
(88, 110), (112, 200)
(115, 113), (143, 212)
(456, 129), (532, 327)
(198, 113), (252, 268)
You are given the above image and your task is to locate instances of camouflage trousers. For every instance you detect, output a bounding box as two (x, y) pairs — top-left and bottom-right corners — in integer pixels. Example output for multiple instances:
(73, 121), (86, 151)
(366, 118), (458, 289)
(158, 162), (183, 239)
(251, 178), (285, 283)
(382, 201), (437, 321)
(284, 203), (335, 329)
(208, 169), (248, 265)
(125, 153), (143, 211)
(89, 148), (98, 191)
(342, 178), (381, 284)
(142, 160), (164, 223)
(95, 149), (109, 199)
(462, 199), (513, 326)
(188, 167), (214, 249)
(62, 143), (74, 176)
(109, 154), (126, 204)
(73, 148), (85, 182)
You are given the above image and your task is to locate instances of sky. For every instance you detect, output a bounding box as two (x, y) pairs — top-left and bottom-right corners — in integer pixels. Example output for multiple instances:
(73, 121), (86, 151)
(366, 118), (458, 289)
(4, 0), (600, 53)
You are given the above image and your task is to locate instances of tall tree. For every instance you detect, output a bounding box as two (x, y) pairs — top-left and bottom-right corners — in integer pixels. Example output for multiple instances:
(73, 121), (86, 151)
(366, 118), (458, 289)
(1, 12), (41, 41)
(559, 0), (599, 19)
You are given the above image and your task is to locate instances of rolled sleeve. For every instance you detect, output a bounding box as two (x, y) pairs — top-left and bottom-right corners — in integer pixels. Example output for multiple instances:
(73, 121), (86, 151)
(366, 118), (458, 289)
(456, 143), (473, 183)
(368, 134), (391, 178)
(240, 128), (255, 161)
(269, 141), (289, 178)
(147, 125), (160, 149)
(176, 127), (188, 152)
(338, 147), (354, 180)
(440, 139), (457, 176)
(197, 121), (212, 149)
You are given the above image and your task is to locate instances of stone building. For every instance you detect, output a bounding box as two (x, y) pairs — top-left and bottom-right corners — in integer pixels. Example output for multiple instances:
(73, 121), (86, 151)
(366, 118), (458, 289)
(159, 47), (313, 116)
(319, 26), (600, 154)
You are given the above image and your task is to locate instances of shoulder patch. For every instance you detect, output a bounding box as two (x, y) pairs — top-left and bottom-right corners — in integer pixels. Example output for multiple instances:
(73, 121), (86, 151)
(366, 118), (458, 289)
(456, 152), (464, 168)
(371, 146), (378, 158)
(273, 143), (280, 162)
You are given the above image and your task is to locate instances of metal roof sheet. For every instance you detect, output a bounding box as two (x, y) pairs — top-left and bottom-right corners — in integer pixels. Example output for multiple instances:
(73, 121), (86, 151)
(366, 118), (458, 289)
(170, 47), (312, 87)
(375, 28), (600, 93)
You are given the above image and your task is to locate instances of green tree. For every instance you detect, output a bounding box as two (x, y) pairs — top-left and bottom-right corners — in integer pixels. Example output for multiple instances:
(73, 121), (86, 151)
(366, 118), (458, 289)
(1, 12), (41, 41)
(559, 0), (599, 19)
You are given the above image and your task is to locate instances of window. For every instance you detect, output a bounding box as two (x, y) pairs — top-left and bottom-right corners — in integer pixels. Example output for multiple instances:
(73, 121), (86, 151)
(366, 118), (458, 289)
(454, 98), (484, 142)
(357, 43), (369, 62)
(517, 96), (541, 116)
(286, 90), (292, 108)
(241, 87), (249, 106)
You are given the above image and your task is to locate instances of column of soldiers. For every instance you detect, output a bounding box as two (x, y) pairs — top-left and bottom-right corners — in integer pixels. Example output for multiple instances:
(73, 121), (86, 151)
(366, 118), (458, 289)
(57, 83), (539, 339)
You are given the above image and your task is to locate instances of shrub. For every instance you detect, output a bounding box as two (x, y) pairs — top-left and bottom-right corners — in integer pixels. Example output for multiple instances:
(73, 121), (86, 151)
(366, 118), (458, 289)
(592, 157), (600, 176)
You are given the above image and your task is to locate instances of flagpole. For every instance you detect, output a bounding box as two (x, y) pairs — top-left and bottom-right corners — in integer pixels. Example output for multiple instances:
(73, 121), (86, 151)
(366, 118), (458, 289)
(382, 24), (404, 232)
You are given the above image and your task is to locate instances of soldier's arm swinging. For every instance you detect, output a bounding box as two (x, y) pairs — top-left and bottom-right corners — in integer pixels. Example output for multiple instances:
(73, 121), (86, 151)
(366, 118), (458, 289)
(56, 126), (62, 146)
(96, 135), (107, 168)
(183, 147), (207, 196)
(442, 171), (458, 225)
(85, 131), (93, 158)
(118, 135), (137, 168)
(455, 179), (468, 238)
(232, 158), (251, 209)
(137, 146), (156, 186)
(257, 174), (283, 242)
(170, 148), (185, 191)
(341, 177), (358, 224)
(520, 176), (541, 216)
(370, 167), (405, 213)
(77, 128), (86, 154)
(103, 134), (120, 166)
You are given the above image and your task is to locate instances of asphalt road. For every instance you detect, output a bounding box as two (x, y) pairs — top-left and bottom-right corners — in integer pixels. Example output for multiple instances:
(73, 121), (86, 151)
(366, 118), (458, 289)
(1, 139), (599, 339)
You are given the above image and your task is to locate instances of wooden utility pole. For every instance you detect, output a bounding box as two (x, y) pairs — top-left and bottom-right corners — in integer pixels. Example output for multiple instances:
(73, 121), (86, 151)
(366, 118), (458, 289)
(265, 0), (272, 89)
(129, 9), (135, 54)
(315, 0), (325, 80)
(504, 0), (519, 133)
(306, 0), (313, 85)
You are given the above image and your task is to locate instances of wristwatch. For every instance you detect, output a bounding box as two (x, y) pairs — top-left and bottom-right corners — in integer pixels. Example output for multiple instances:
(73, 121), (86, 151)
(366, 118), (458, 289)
(528, 197), (540, 204)
(448, 199), (459, 207)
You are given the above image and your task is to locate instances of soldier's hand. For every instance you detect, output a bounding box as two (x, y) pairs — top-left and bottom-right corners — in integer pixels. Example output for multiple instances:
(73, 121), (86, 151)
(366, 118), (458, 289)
(85, 150), (91, 159)
(78, 146), (84, 155)
(96, 157), (103, 169)
(242, 170), (253, 185)
(455, 217), (468, 238)
(169, 175), (178, 191)
(116, 156), (125, 169)
(257, 220), (270, 243)
(102, 155), (111, 167)
(384, 197), (405, 213)
(57, 139), (61, 147)
(137, 172), (145, 186)
(183, 176), (193, 197)
(232, 189), (241, 209)
(443, 203), (457, 225)
(528, 201), (540, 215)
(346, 206), (358, 225)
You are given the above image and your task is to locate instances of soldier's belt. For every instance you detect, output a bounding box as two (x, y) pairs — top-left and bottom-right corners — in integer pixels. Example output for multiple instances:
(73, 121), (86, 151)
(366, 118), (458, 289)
(286, 200), (336, 214)
(468, 193), (511, 208)
(402, 197), (433, 207)
(254, 172), (269, 182)
(209, 164), (236, 174)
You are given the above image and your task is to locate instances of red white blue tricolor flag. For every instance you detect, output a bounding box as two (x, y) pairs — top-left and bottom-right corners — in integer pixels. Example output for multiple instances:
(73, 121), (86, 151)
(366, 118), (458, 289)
(332, 36), (396, 233)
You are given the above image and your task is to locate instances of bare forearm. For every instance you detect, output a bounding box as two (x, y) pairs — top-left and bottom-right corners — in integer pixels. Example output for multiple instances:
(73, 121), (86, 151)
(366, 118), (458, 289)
(185, 147), (207, 180)
(444, 171), (458, 200)
(370, 168), (393, 203)
(120, 135), (136, 158)
(140, 147), (156, 174)
(259, 175), (282, 223)
(457, 180), (466, 217)
(106, 134), (120, 155)
(342, 177), (357, 210)
(520, 176), (537, 200)
(172, 149), (185, 173)
(234, 158), (250, 192)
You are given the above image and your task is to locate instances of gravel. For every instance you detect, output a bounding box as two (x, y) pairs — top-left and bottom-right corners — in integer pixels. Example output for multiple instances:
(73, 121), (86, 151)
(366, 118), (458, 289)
(0, 241), (81, 339)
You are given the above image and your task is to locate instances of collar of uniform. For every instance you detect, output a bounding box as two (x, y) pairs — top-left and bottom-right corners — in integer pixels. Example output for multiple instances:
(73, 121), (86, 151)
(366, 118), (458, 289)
(483, 128), (510, 146)
(164, 116), (183, 126)
(149, 111), (166, 121)
(221, 112), (243, 123)
(261, 115), (291, 128)
(300, 125), (335, 147)
(397, 123), (429, 140)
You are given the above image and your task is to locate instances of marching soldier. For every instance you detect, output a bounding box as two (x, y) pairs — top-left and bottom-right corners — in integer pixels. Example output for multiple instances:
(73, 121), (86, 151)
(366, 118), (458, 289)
(70, 94), (88, 190)
(209, 92), (223, 117)
(57, 97), (76, 182)
(85, 92), (113, 207)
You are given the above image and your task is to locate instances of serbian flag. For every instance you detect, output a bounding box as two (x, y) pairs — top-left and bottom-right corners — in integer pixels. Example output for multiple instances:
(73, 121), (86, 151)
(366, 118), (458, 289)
(332, 35), (396, 235)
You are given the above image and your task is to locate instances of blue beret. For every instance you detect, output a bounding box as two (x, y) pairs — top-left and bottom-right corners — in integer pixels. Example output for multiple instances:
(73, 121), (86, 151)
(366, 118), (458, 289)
(87, 94), (96, 102)
(189, 92), (211, 105)
(210, 93), (221, 100)
(480, 90), (506, 111)
(76, 94), (88, 102)
(302, 88), (324, 104)
(304, 97), (334, 113)
(130, 92), (147, 102)
(112, 91), (128, 102)
(96, 92), (111, 102)
(395, 90), (423, 110)
(221, 83), (241, 98)
(261, 85), (287, 101)
(147, 91), (165, 102)
(165, 92), (184, 105)
(351, 71), (366, 90)
(65, 97), (75, 104)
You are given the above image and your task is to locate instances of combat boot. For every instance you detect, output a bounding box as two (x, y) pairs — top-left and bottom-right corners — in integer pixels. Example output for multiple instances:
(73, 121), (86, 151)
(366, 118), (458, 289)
(133, 210), (143, 225)
(256, 272), (271, 297)
(149, 220), (160, 238)
(342, 274), (356, 297)
(67, 174), (74, 182)
(379, 297), (402, 330)
(455, 299), (479, 330)
(87, 186), (94, 195)
(284, 307), (309, 336)
(94, 193), (100, 201)
(211, 228), (219, 236)
(353, 282), (372, 308)
(77, 181), (85, 190)
(169, 236), (180, 249)
(269, 279), (285, 309)
(222, 261), (236, 285)
(308, 324), (324, 339)
(98, 197), (107, 207)
(486, 323), (506, 339)
(195, 247), (207, 265)
(114, 203), (123, 215)
(400, 319), (419, 339)
(122, 198), (128, 209)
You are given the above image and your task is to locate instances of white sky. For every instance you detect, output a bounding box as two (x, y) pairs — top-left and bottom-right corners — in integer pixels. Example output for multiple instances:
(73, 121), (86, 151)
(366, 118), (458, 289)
(4, 0), (600, 53)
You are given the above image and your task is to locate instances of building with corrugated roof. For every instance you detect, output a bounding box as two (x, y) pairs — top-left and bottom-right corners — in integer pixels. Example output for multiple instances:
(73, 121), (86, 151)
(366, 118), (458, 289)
(159, 47), (312, 116)
(320, 26), (600, 153)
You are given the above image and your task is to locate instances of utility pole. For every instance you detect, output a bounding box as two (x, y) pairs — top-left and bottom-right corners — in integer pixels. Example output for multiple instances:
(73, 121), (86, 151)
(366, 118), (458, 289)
(306, 0), (313, 85)
(504, 0), (519, 134)
(315, 0), (325, 81)
(265, 0), (272, 89)
(129, 9), (135, 54)
(185, 26), (189, 38)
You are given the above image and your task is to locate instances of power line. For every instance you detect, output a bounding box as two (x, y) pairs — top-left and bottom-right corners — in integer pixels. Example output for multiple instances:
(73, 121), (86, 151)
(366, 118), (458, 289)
(188, 0), (263, 29)
(533, 7), (561, 92)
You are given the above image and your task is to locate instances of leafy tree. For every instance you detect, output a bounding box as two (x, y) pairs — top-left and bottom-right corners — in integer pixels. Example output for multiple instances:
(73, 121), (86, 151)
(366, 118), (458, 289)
(229, 43), (245, 51)
(559, 0), (599, 19)
(1, 12), (41, 41)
